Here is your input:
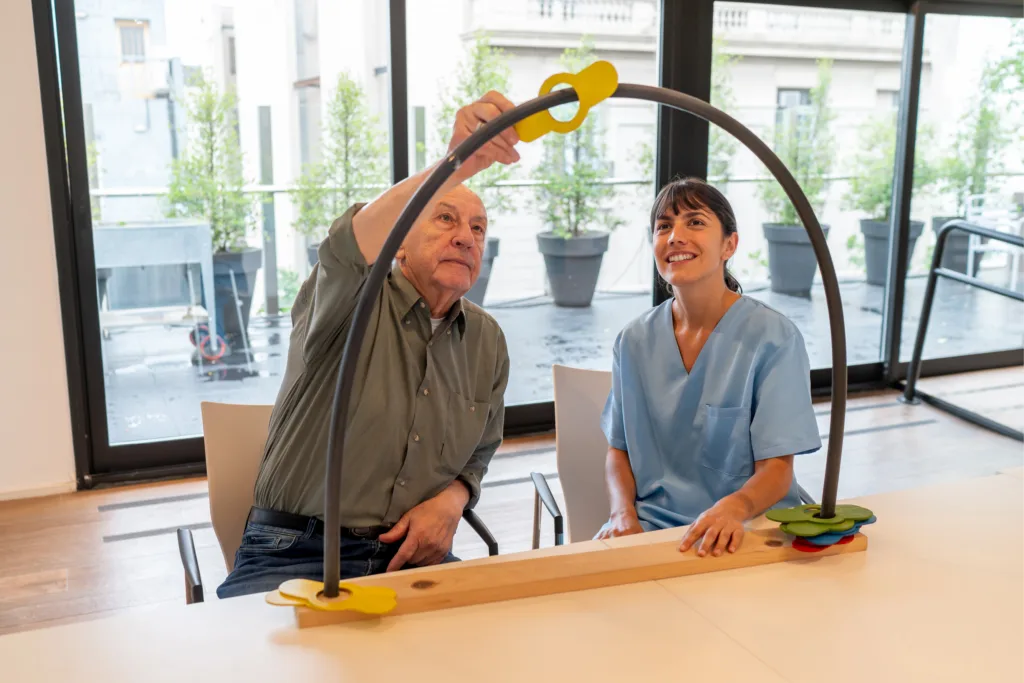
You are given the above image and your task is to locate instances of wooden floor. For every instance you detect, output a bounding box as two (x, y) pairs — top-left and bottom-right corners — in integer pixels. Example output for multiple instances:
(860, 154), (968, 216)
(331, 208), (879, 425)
(1, 368), (1021, 636)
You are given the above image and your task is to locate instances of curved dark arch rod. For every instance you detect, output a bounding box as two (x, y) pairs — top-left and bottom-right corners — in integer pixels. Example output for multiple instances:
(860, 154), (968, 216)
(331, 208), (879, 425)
(321, 84), (848, 597)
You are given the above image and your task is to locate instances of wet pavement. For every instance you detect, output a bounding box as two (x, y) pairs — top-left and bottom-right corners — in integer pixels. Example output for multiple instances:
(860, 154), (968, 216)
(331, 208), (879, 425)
(102, 275), (1022, 445)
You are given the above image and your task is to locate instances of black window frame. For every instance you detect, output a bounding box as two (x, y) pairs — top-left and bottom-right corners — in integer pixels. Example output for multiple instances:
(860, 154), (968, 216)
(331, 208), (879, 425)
(30, 0), (1023, 486)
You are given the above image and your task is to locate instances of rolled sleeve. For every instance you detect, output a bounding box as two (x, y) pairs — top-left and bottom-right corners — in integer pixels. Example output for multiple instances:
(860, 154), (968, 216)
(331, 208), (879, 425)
(302, 203), (370, 362)
(600, 332), (627, 451)
(750, 330), (822, 461)
(458, 330), (510, 509)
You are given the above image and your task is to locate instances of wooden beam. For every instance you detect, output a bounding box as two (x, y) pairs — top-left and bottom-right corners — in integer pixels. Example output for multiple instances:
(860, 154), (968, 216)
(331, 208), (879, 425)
(294, 529), (868, 628)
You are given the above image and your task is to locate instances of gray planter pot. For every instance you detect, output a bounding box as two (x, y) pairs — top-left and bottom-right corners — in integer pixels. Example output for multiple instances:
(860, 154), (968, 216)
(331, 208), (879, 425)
(931, 216), (983, 276)
(212, 247), (263, 341)
(537, 231), (610, 307)
(763, 223), (831, 297)
(464, 237), (500, 306)
(860, 219), (924, 286)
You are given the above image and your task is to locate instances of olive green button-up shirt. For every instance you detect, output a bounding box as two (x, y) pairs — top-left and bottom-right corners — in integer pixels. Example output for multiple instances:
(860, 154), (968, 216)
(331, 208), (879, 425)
(252, 204), (510, 526)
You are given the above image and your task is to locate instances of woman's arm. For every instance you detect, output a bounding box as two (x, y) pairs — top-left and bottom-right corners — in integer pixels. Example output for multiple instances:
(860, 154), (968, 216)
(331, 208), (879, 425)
(595, 447), (645, 539)
(678, 455), (794, 557)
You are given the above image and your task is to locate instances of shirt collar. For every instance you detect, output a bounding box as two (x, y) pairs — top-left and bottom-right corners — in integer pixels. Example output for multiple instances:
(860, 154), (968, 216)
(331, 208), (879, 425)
(391, 267), (467, 338)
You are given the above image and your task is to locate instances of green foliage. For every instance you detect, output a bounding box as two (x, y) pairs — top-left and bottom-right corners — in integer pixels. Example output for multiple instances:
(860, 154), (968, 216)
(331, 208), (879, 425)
(843, 113), (937, 222)
(748, 248), (768, 269)
(632, 37), (738, 195)
(845, 234), (865, 269)
(166, 70), (255, 252)
(758, 60), (836, 225)
(709, 36), (740, 182)
(86, 141), (102, 223)
(277, 268), (302, 313)
(292, 71), (389, 240)
(432, 31), (514, 217)
(936, 46), (1017, 217)
(532, 39), (622, 238)
(989, 21), (1023, 122)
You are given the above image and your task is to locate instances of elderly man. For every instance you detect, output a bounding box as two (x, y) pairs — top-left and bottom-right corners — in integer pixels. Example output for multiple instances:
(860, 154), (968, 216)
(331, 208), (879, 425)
(217, 93), (521, 599)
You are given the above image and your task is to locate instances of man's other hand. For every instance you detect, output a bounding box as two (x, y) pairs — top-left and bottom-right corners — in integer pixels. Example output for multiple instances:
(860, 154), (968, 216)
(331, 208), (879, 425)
(380, 481), (469, 572)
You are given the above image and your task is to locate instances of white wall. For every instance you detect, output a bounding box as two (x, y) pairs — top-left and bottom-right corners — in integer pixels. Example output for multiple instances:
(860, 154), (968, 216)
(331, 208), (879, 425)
(0, 0), (77, 500)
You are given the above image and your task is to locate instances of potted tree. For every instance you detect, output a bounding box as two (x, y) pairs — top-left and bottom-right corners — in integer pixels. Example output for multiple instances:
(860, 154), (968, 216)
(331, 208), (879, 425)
(933, 58), (1009, 275)
(167, 71), (258, 351)
(842, 113), (935, 287)
(431, 31), (513, 305)
(758, 60), (835, 297)
(533, 41), (622, 308)
(293, 71), (389, 267)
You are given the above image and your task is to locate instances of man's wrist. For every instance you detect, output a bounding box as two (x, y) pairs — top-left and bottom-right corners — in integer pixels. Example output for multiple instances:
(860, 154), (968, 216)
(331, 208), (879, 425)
(446, 478), (471, 510)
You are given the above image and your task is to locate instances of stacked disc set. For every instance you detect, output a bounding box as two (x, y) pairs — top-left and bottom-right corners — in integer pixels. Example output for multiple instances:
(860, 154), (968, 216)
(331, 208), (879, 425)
(766, 504), (876, 553)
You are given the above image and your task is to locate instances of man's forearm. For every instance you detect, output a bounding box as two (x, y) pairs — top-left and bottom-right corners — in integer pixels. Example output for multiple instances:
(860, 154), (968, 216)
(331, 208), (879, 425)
(723, 456), (794, 520)
(605, 448), (638, 516)
(352, 161), (464, 264)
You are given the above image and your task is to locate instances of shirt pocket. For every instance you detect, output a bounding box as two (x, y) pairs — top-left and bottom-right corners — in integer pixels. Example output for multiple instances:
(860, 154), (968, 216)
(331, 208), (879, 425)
(699, 405), (754, 478)
(440, 391), (491, 475)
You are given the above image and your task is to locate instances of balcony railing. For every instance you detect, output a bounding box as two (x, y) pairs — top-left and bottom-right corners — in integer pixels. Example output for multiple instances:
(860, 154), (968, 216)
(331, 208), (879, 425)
(713, 3), (904, 50)
(467, 0), (658, 37)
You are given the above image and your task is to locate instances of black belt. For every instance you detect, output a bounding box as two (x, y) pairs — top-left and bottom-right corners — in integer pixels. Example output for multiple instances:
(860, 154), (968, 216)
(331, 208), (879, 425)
(246, 506), (394, 540)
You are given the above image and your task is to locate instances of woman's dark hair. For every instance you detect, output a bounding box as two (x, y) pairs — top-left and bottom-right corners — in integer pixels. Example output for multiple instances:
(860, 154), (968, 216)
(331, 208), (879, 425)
(649, 177), (741, 293)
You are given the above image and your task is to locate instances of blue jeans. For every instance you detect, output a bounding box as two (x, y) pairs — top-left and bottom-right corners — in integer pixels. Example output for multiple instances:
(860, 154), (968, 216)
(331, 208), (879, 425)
(216, 520), (459, 599)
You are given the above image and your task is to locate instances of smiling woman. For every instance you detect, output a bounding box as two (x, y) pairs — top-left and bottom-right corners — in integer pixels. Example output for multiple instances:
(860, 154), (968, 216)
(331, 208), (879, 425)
(599, 176), (820, 556)
(651, 178), (742, 294)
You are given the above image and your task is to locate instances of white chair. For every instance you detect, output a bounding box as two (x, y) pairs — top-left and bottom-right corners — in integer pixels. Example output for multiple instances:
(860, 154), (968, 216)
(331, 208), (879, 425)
(531, 365), (612, 547)
(531, 365), (815, 547)
(177, 402), (498, 604)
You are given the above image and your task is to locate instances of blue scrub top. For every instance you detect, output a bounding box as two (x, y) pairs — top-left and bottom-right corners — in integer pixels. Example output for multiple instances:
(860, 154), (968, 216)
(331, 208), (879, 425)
(601, 296), (821, 532)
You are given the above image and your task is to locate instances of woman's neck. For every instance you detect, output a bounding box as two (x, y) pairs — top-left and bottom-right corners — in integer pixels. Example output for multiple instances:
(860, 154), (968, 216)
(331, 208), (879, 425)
(671, 278), (740, 333)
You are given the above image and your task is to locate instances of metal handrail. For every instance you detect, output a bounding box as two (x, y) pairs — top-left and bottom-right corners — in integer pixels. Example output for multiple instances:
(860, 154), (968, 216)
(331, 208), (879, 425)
(900, 219), (1024, 441)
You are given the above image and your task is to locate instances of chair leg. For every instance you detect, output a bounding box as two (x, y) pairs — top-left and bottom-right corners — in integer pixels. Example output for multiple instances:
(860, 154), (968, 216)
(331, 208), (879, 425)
(532, 488), (542, 550)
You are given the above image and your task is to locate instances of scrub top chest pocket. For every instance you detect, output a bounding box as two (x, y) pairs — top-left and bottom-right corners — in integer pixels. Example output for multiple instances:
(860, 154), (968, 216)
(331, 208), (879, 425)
(699, 405), (754, 478)
(440, 391), (490, 474)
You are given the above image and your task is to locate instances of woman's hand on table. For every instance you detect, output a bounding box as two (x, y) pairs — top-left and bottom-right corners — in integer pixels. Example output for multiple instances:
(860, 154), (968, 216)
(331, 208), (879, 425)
(596, 508), (645, 539)
(679, 494), (753, 557)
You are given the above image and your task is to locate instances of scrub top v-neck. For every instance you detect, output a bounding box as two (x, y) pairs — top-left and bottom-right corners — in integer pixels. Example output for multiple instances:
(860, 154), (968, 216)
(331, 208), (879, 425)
(600, 296), (821, 532)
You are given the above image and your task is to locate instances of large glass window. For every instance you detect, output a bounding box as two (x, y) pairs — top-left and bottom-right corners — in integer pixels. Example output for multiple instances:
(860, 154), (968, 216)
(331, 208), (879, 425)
(711, 3), (907, 369)
(407, 0), (661, 407)
(902, 15), (1023, 362)
(77, 0), (391, 445)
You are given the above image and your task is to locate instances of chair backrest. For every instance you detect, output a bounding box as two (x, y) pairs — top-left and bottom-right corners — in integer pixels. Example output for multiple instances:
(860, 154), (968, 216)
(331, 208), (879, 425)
(200, 402), (274, 571)
(552, 365), (612, 543)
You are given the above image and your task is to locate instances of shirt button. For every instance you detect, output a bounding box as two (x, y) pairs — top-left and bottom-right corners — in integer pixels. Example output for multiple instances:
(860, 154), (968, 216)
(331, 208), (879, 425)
(404, 318), (410, 325)
(447, 330), (451, 335)
(413, 434), (420, 442)
(398, 479), (406, 487)
(423, 388), (429, 396)
(419, 302), (425, 309)
(469, 406), (475, 412)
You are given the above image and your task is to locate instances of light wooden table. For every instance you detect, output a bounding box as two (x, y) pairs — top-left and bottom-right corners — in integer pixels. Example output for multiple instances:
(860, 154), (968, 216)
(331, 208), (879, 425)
(1, 472), (1020, 682)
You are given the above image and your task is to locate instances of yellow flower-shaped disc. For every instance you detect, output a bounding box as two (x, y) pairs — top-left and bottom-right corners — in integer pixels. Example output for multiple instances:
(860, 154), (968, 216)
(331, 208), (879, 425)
(265, 578), (397, 615)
